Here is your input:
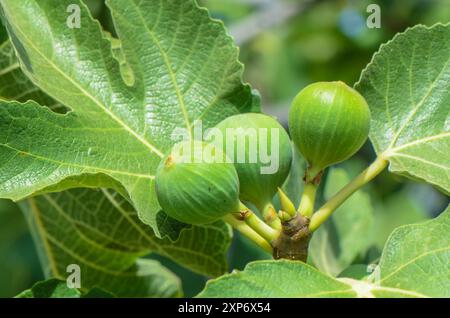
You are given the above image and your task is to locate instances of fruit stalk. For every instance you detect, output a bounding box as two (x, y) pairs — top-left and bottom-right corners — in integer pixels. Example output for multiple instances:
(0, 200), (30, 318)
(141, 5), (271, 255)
(297, 165), (323, 217)
(297, 182), (318, 218)
(223, 215), (272, 253)
(309, 156), (388, 231)
(236, 204), (280, 243)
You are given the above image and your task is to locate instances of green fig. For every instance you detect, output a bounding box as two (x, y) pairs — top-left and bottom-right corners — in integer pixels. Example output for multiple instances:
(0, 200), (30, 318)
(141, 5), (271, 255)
(208, 113), (292, 214)
(155, 140), (240, 225)
(289, 81), (370, 179)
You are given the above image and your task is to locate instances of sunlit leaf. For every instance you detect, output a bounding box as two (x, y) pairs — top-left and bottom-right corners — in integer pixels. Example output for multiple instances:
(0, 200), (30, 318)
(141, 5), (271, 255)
(356, 24), (450, 194)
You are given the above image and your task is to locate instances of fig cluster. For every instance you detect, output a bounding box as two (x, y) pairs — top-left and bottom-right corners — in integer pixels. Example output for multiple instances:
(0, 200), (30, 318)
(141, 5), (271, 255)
(212, 113), (292, 213)
(155, 114), (292, 225)
(155, 81), (370, 225)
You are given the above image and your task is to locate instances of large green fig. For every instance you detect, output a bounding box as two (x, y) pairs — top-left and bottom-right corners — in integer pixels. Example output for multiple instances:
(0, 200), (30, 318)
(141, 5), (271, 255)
(155, 140), (240, 225)
(289, 81), (370, 178)
(208, 113), (292, 213)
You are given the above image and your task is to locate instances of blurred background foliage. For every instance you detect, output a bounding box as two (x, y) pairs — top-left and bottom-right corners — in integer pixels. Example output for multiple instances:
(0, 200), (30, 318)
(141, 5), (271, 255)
(0, 0), (448, 297)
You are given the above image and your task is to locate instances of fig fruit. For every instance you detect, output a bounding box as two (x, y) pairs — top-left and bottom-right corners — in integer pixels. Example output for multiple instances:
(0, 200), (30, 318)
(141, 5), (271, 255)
(289, 81), (370, 178)
(209, 113), (292, 212)
(155, 140), (240, 225)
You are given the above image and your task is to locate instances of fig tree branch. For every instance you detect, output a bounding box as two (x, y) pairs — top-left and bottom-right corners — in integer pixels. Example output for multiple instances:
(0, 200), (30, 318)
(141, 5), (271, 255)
(309, 156), (389, 232)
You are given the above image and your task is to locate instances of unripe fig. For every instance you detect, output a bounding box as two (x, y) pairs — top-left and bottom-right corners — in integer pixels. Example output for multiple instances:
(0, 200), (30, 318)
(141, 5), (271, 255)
(155, 140), (240, 225)
(289, 81), (370, 178)
(209, 113), (292, 211)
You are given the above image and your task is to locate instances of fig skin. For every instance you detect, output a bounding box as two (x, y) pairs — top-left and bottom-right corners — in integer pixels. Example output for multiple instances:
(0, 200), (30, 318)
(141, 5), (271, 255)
(210, 113), (292, 211)
(155, 140), (240, 225)
(289, 81), (370, 177)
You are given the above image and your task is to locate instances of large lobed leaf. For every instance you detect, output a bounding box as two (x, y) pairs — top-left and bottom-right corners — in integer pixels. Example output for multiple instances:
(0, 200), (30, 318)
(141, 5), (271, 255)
(355, 23), (450, 194)
(198, 207), (449, 297)
(0, 2), (235, 293)
(0, 0), (259, 237)
(19, 188), (231, 296)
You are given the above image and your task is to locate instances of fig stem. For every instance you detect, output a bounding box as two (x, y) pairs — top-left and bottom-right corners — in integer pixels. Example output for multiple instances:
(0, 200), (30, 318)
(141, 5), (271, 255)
(243, 212), (279, 243)
(298, 183), (317, 218)
(237, 203), (280, 242)
(309, 156), (389, 232)
(223, 214), (273, 253)
(260, 202), (282, 230)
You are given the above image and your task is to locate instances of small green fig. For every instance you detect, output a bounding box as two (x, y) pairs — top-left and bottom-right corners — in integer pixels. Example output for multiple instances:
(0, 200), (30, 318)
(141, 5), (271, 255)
(155, 140), (240, 225)
(209, 113), (292, 212)
(289, 81), (370, 178)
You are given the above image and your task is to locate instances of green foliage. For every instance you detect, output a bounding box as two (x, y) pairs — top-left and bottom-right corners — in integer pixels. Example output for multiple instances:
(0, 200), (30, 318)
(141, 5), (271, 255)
(198, 207), (449, 297)
(0, 41), (61, 110)
(21, 192), (183, 297)
(198, 260), (355, 298)
(0, 199), (42, 297)
(0, 1), (448, 298)
(370, 188), (429, 252)
(19, 188), (231, 296)
(198, 23), (449, 298)
(16, 279), (114, 298)
(377, 206), (450, 297)
(355, 23), (450, 194)
(0, 0), (258, 238)
(309, 168), (373, 276)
